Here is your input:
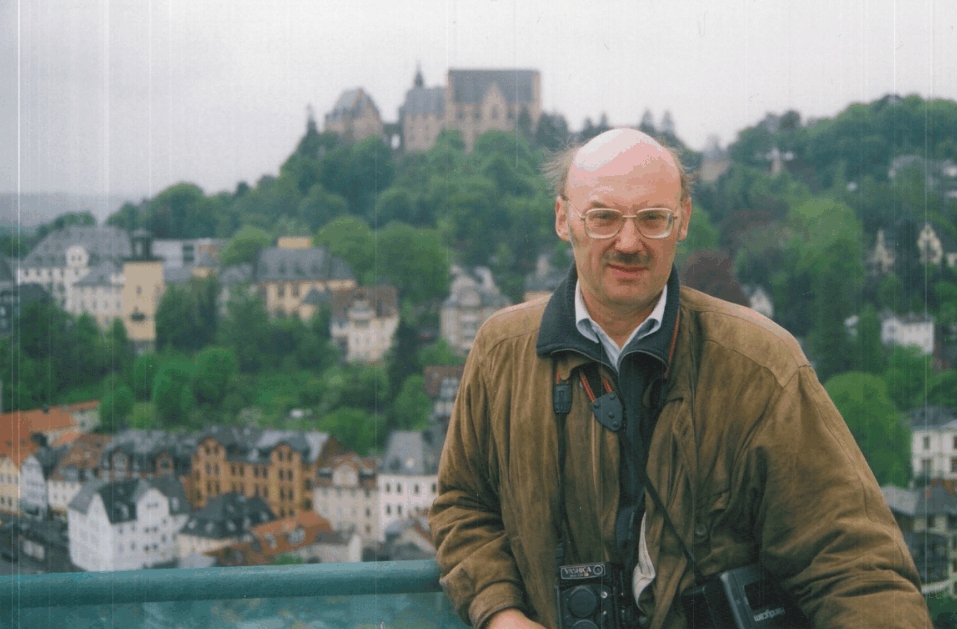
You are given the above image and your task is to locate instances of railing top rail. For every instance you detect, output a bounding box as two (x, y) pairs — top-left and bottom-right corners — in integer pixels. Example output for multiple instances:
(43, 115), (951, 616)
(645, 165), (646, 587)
(0, 559), (442, 609)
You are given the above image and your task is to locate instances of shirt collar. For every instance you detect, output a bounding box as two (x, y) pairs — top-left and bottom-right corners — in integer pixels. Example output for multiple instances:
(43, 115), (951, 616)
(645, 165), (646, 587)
(574, 282), (668, 370)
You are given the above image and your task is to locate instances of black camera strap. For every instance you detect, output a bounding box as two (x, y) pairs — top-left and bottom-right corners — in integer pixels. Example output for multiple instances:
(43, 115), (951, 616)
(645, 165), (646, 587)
(554, 361), (706, 585)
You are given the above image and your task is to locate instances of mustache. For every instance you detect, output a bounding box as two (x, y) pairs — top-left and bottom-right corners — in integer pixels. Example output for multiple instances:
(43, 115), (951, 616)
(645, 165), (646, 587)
(604, 252), (651, 266)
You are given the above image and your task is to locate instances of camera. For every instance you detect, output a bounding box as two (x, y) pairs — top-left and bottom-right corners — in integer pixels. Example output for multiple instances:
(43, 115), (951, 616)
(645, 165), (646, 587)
(680, 564), (811, 629)
(555, 561), (635, 629)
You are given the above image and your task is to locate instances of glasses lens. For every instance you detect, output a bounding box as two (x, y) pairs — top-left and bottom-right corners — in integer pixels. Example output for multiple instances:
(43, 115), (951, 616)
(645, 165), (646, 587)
(584, 209), (623, 237)
(638, 209), (674, 238)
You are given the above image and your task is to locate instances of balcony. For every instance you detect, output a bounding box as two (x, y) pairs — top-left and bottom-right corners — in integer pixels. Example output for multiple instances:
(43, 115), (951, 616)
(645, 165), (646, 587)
(0, 559), (467, 628)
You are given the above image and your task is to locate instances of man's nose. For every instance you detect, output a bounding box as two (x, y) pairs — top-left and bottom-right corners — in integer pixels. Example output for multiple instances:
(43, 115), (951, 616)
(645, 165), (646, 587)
(614, 217), (644, 252)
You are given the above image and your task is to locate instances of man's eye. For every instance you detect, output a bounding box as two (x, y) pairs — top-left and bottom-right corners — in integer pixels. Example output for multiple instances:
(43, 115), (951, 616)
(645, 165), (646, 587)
(589, 210), (621, 223)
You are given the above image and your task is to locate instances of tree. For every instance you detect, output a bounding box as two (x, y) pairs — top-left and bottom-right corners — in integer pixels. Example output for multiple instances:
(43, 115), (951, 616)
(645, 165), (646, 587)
(297, 184), (348, 232)
(152, 359), (196, 427)
(132, 353), (159, 401)
(923, 370), (957, 409)
(852, 304), (886, 374)
(391, 375), (432, 431)
(155, 278), (219, 352)
(317, 407), (383, 455)
(219, 226), (273, 267)
(315, 216), (375, 284)
(193, 347), (239, 407)
(218, 293), (272, 373)
(375, 222), (451, 305)
(99, 383), (134, 429)
(418, 339), (464, 367)
(884, 345), (932, 412)
(824, 372), (910, 486)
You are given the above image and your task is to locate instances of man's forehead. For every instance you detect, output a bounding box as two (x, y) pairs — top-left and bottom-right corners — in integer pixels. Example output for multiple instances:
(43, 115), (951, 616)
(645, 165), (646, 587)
(569, 128), (677, 189)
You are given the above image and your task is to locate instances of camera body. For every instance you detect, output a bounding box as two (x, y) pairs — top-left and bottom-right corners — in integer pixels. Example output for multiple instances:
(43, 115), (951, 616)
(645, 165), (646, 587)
(555, 561), (635, 629)
(680, 564), (810, 629)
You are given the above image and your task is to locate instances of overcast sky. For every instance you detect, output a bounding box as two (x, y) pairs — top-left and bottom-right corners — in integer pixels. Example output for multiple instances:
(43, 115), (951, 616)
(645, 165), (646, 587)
(1, 0), (955, 207)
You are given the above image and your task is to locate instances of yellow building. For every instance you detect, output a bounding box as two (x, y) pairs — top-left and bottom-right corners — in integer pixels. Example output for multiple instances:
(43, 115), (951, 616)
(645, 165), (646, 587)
(122, 231), (165, 353)
(255, 245), (355, 319)
(191, 427), (343, 520)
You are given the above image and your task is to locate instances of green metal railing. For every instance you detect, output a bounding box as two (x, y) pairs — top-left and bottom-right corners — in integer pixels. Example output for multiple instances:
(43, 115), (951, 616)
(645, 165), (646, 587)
(0, 559), (443, 609)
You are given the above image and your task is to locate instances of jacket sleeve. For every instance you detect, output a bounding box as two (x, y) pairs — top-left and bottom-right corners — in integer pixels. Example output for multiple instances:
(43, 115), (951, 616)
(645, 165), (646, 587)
(428, 344), (530, 629)
(745, 365), (931, 627)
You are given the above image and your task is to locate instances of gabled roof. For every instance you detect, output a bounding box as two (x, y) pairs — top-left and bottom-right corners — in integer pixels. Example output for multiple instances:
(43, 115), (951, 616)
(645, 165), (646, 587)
(331, 285), (398, 322)
(23, 226), (131, 269)
(181, 492), (275, 540)
(68, 475), (189, 523)
(255, 247), (354, 283)
(448, 69), (537, 105)
(50, 433), (112, 482)
(28, 445), (70, 480)
(12, 405), (78, 436)
(381, 424), (446, 476)
(0, 412), (35, 463)
(300, 287), (330, 307)
(400, 85), (446, 118)
(74, 259), (122, 288)
(198, 426), (334, 465)
(100, 429), (198, 473)
(149, 474), (191, 516)
(325, 89), (381, 126)
(443, 266), (511, 310)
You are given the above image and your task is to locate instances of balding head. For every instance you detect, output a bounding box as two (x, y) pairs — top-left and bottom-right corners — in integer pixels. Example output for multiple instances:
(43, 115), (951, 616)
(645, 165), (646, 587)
(544, 128), (692, 203)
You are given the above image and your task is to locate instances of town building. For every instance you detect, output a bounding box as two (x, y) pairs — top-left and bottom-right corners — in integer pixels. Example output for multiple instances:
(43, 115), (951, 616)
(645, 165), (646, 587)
(445, 70), (541, 152)
(4, 518), (73, 573)
(122, 231), (165, 353)
(3, 403), (92, 445)
(423, 365), (464, 425)
(312, 453), (379, 547)
(909, 406), (957, 488)
(399, 68), (447, 152)
(324, 88), (384, 142)
(867, 229), (897, 276)
(882, 484), (957, 595)
(253, 244), (355, 319)
(19, 445), (70, 518)
(17, 226), (131, 309)
(441, 266), (511, 355)
(47, 433), (112, 518)
(177, 492), (275, 560)
(0, 412), (37, 516)
(67, 475), (190, 572)
(209, 510), (361, 566)
(523, 253), (566, 302)
(377, 424), (445, 541)
(0, 256), (17, 335)
(98, 429), (198, 497)
(191, 426), (343, 519)
(383, 515), (435, 561)
(152, 238), (224, 270)
(69, 259), (124, 328)
(330, 285), (399, 363)
(881, 311), (935, 356)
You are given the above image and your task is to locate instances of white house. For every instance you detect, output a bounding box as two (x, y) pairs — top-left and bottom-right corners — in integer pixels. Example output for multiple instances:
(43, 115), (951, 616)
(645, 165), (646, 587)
(312, 453), (379, 548)
(330, 285), (400, 363)
(69, 259), (124, 328)
(377, 425), (445, 542)
(441, 266), (511, 355)
(881, 311), (935, 356)
(909, 406), (957, 483)
(19, 226), (131, 309)
(67, 476), (190, 572)
(19, 446), (69, 518)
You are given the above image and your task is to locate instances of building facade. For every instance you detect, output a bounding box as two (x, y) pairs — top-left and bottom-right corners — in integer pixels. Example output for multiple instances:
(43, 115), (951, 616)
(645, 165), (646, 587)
(399, 69), (447, 152)
(330, 285), (399, 363)
(910, 406), (957, 486)
(882, 311), (935, 356)
(445, 69), (541, 151)
(254, 246), (355, 319)
(440, 266), (511, 355)
(70, 259), (124, 328)
(19, 446), (69, 518)
(177, 492), (274, 560)
(48, 433), (112, 517)
(312, 453), (379, 547)
(882, 484), (957, 595)
(377, 425), (445, 541)
(122, 231), (165, 352)
(324, 89), (384, 142)
(67, 476), (190, 572)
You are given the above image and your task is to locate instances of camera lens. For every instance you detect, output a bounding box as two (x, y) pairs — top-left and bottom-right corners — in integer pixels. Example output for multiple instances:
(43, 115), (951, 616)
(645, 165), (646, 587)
(568, 586), (599, 618)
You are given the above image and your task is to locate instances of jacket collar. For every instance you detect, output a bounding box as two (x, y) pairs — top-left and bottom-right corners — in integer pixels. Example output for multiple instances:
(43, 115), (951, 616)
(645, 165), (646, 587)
(536, 262), (682, 373)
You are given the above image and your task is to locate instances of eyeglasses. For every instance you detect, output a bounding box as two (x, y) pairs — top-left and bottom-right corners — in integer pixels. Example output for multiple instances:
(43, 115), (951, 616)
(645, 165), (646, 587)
(563, 197), (677, 240)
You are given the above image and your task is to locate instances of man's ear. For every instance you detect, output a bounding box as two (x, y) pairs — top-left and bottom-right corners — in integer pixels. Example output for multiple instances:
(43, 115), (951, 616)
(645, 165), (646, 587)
(555, 196), (570, 243)
(676, 198), (693, 242)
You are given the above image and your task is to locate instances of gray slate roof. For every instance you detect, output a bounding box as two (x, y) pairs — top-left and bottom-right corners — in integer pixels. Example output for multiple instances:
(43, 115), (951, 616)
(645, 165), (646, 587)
(443, 266), (511, 310)
(325, 89), (380, 126)
(381, 424), (446, 476)
(23, 226), (131, 269)
(69, 476), (189, 523)
(32, 445), (70, 480)
(400, 86), (446, 118)
(881, 484), (957, 517)
(100, 429), (198, 476)
(907, 406), (957, 430)
(255, 247), (354, 283)
(199, 426), (332, 465)
(449, 69), (537, 105)
(181, 492), (274, 540)
(74, 259), (122, 288)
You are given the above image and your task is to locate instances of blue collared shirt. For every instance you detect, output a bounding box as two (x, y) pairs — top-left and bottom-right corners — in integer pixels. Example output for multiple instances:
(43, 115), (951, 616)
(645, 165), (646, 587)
(574, 281), (668, 372)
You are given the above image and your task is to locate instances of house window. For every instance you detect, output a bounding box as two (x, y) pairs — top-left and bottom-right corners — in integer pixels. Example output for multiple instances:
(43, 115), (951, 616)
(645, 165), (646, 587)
(386, 505), (391, 515)
(928, 516), (937, 529)
(951, 458), (957, 474)
(953, 435), (957, 450)
(278, 285), (285, 298)
(924, 436), (931, 449)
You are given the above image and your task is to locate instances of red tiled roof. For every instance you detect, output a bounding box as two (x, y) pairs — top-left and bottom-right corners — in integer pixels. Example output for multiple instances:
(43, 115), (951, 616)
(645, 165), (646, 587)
(0, 413), (36, 464)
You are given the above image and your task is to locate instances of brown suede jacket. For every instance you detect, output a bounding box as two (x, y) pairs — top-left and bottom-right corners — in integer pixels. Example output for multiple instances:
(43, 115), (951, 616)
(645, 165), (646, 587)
(430, 271), (929, 629)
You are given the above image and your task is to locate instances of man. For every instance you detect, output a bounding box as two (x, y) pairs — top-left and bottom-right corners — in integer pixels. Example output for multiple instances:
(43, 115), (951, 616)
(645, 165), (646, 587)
(430, 128), (929, 628)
